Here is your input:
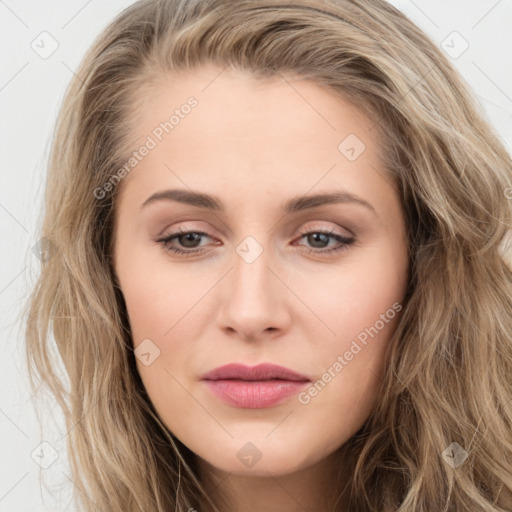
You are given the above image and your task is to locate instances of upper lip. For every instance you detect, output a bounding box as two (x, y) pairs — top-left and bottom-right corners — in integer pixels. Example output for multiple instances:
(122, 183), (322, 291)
(201, 363), (310, 382)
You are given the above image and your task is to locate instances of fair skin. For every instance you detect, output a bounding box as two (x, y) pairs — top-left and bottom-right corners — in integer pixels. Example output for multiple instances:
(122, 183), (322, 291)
(113, 64), (409, 512)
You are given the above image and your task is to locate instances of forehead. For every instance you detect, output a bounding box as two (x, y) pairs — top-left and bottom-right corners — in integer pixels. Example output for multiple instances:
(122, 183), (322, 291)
(130, 65), (380, 147)
(116, 64), (394, 211)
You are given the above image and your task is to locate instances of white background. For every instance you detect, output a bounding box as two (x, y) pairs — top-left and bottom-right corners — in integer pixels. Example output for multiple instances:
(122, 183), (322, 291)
(1, 0), (511, 510)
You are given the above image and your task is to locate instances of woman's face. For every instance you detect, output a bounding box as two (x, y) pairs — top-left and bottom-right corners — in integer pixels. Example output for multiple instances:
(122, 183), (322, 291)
(113, 64), (409, 477)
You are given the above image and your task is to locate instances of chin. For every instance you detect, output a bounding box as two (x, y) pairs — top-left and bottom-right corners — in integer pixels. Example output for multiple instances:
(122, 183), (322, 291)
(195, 438), (322, 477)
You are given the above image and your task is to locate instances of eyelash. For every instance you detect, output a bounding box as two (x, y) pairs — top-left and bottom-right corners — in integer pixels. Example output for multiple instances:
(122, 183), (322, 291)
(156, 227), (355, 257)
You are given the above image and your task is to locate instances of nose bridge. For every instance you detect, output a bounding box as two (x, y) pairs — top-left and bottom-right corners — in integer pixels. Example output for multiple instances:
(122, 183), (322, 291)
(218, 234), (285, 338)
(231, 235), (274, 306)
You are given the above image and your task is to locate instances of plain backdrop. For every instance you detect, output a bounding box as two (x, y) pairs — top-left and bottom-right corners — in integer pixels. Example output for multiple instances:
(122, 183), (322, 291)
(1, 0), (511, 510)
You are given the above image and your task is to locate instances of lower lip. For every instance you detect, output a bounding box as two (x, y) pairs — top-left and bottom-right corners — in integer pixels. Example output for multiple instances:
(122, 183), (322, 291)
(203, 379), (309, 408)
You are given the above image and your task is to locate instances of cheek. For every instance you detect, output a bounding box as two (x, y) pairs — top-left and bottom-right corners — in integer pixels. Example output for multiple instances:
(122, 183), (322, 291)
(293, 239), (406, 348)
(292, 241), (406, 409)
(118, 243), (206, 343)
(117, 251), (220, 418)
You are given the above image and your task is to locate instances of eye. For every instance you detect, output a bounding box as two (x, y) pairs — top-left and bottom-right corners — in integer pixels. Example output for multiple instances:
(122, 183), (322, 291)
(156, 227), (215, 256)
(156, 227), (355, 257)
(294, 228), (355, 255)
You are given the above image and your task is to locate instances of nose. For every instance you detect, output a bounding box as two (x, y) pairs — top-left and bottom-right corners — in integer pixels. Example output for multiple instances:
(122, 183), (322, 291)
(216, 242), (290, 341)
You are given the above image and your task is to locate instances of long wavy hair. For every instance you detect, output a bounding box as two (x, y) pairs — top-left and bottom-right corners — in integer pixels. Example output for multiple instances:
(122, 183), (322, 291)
(24, 0), (512, 510)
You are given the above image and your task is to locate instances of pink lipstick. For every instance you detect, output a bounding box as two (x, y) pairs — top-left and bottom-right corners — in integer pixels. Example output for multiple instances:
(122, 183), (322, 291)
(201, 363), (310, 409)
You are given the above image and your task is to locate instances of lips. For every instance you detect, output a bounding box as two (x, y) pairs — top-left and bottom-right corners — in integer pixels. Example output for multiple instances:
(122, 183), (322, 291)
(201, 363), (311, 409)
(200, 363), (310, 382)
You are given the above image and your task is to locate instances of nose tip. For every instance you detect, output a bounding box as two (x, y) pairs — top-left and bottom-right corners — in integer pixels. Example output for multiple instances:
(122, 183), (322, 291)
(216, 248), (289, 341)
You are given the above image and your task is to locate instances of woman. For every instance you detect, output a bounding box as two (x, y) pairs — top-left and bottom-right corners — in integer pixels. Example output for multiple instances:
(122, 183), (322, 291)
(25, 0), (512, 510)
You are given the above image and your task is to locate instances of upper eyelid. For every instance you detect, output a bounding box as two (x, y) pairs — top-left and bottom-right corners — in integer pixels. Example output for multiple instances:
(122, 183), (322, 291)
(160, 222), (353, 237)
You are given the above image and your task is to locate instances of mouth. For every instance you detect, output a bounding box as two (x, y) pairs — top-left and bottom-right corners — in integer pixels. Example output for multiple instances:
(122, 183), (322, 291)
(201, 363), (310, 408)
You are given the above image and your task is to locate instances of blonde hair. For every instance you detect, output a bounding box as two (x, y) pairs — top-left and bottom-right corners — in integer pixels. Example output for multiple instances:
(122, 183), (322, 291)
(25, 0), (512, 510)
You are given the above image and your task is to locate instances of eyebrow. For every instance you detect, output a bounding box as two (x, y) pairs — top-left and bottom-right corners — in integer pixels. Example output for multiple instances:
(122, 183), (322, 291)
(141, 188), (377, 216)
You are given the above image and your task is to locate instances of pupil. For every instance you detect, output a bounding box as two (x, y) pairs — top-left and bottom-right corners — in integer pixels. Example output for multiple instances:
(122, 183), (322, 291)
(181, 233), (200, 248)
(309, 233), (328, 248)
